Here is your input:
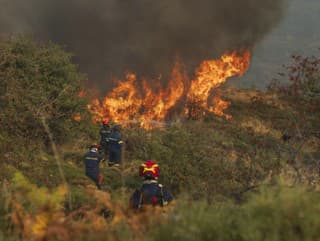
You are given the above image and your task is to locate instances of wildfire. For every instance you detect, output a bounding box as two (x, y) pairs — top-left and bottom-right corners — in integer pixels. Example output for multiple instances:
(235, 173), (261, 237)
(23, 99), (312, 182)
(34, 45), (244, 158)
(88, 50), (250, 128)
(185, 51), (251, 119)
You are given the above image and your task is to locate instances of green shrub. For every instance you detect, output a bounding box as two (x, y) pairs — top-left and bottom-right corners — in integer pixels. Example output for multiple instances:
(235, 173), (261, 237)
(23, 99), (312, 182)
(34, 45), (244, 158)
(0, 36), (93, 155)
(0, 36), (98, 185)
(124, 122), (282, 200)
(154, 185), (320, 241)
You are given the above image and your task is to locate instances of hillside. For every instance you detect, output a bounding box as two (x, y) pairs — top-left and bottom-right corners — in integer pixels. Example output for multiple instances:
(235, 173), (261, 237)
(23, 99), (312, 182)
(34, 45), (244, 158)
(0, 37), (319, 241)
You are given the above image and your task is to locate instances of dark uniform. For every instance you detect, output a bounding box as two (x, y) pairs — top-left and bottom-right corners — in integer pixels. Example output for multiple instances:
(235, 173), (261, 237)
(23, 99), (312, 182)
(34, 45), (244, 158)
(108, 125), (123, 166)
(100, 125), (112, 158)
(84, 148), (105, 189)
(130, 179), (173, 209)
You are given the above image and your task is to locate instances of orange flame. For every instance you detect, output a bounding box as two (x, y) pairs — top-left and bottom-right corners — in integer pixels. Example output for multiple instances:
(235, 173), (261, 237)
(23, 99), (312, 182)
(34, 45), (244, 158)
(73, 113), (82, 122)
(139, 61), (186, 128)
(88, 73), (142, 123)
(185, 50), (250, 119)
(88, 50), (250, 128)
(89, 61), (186, 129)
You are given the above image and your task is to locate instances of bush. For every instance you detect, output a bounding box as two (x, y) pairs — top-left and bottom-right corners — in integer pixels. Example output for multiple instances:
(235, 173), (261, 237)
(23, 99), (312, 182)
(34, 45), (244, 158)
(124, 121), (282, 200)
(154, 185), (320, 241)
(0, 37), (92, 152)
(268, 53), (320, 98)
(266, 52), (320, 185)
(0, 36), (96, 181)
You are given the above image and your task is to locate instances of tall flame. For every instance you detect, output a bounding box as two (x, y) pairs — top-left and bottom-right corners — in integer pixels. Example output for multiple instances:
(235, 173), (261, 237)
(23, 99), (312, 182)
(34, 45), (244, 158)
(89, 61), (186, 129)
(88, 50), (250, 128)
(185, 51), (250, 119)
(139, 63), (186, 128)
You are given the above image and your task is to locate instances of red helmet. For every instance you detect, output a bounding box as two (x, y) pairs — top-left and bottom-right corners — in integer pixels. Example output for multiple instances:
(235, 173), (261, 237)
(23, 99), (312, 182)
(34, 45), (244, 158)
(89, 144), (100, 150)
(139, 160), (159, 179)
(102, 119), (109, 125)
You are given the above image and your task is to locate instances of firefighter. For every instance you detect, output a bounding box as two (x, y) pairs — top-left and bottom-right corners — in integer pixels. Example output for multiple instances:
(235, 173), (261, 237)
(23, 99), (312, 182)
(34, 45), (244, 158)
(100, 119), (112, 158)
(130, 160), (173, 209)
(108, 124), (123, 167)
(84, 144), (105, 190)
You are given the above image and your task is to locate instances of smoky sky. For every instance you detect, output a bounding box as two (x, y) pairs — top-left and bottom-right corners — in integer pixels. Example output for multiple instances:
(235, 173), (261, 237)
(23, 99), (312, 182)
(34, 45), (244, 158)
(0, 0), (286, 90)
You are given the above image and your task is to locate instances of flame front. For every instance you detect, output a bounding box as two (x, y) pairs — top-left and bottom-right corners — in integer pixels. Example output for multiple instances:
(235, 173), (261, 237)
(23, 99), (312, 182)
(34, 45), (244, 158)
(89, 51), (250, 128)
(88, 73), (142, 123)
(89, 61), (186, 129)
(185, 51), (250, 119)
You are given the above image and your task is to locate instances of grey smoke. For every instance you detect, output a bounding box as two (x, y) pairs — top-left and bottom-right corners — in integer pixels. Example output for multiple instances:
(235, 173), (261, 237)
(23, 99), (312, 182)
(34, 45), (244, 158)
(0, 0), (287, 91)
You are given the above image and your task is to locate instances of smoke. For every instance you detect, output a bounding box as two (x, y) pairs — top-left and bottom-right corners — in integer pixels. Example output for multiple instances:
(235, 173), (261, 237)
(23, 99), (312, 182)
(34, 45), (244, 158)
(0, 0), (286, 90)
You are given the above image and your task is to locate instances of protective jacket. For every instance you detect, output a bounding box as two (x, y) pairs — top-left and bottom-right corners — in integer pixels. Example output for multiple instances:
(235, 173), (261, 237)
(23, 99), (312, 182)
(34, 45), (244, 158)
(108, 131), (122, 151)
(84, 150), (104, 183)
(108, 131), (123, 164)
(100, 126), (112, 146)
(130, 180), (173, 209)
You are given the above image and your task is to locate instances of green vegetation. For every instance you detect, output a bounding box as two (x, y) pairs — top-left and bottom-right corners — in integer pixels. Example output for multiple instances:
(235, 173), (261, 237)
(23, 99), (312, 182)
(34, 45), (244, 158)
(0, 37), (319, 241)
(155, 185), (320, 241)
(0, 36), (96, 182)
